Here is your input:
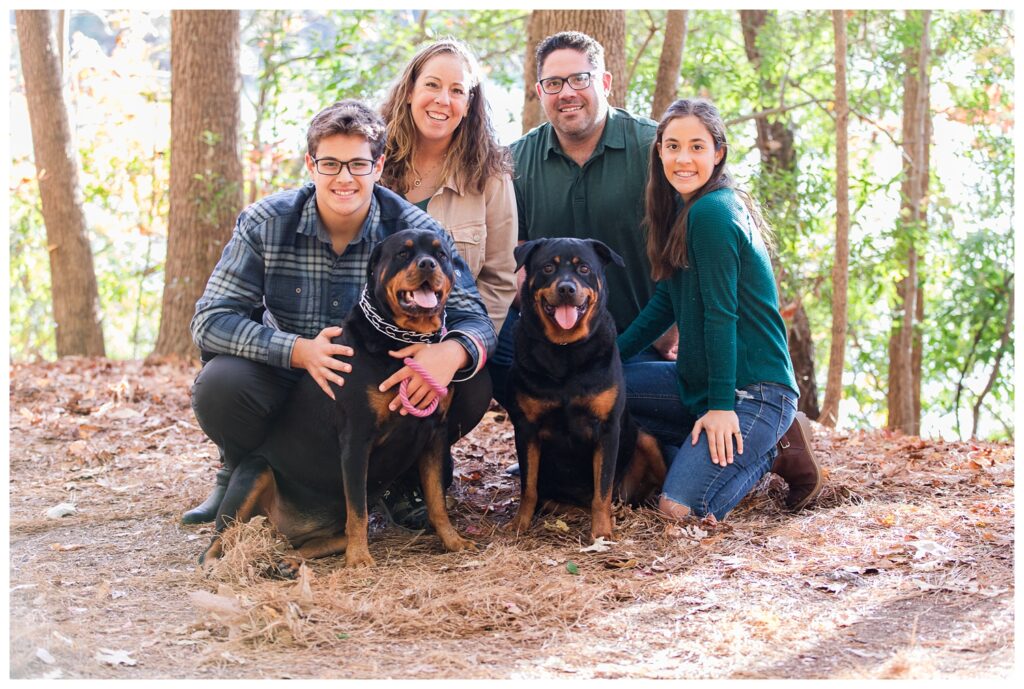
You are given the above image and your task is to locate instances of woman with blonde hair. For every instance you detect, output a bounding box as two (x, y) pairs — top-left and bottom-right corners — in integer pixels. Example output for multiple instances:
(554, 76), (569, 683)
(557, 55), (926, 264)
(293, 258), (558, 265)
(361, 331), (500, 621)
(380, 38), (517, 333)
(378, 39), (517, 527)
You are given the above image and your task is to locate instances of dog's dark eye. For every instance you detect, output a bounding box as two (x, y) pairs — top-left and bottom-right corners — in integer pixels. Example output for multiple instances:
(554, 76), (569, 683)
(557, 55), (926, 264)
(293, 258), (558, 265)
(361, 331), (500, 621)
(578, 264), (591, 275)
(397, 249), (410, 260)
(542, 264), (555, 275)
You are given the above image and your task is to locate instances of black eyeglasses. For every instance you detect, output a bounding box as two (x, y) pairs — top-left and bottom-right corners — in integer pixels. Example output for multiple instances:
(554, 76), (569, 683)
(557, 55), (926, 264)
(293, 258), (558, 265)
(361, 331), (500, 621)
(538, 71), (597, 95)
(312, 156), (375, 176)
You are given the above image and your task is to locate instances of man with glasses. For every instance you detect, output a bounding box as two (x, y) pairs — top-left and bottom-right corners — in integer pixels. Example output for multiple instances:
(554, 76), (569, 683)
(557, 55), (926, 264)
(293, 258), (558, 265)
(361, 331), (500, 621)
(491, 31), (675, 414)
(183, 100), (495, 525)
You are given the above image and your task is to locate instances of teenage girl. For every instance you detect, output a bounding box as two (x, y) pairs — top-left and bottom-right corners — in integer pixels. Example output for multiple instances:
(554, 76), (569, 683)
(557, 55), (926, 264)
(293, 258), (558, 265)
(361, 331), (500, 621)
(617, 98), (822, 522)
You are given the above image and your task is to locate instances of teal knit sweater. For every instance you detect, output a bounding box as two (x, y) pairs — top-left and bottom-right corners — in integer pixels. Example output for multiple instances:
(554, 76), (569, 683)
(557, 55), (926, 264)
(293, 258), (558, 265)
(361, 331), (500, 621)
(617, 188), (797, 413)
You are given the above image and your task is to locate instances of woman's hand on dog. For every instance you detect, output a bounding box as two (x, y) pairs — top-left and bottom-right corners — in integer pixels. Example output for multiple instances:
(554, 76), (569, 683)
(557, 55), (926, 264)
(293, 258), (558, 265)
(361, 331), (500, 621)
(290, 326), (354, 400)
(691, 409), (743, 467)
(380, 341), (469, 414)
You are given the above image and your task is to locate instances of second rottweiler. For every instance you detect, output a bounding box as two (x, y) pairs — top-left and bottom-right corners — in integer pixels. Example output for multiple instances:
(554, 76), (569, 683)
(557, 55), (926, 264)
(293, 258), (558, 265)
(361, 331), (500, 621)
(505, 238), (666, 542)
(200, 229), (474, 570)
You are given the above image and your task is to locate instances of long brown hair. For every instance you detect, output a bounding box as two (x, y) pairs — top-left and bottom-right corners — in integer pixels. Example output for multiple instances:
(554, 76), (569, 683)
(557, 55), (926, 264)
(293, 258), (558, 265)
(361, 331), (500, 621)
(644, 99), (772, 281)
(379, 39), (511, 195)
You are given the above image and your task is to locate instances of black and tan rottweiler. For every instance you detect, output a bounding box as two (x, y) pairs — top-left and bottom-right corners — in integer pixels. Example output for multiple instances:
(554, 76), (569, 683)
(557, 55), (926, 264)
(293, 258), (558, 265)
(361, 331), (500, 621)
(504, 237), (666, 542)
(200, 229), (475, 570)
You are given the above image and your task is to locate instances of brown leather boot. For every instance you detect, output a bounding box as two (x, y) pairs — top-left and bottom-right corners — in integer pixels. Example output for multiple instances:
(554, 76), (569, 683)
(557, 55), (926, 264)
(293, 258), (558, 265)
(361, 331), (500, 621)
(771, 411), (822, 511)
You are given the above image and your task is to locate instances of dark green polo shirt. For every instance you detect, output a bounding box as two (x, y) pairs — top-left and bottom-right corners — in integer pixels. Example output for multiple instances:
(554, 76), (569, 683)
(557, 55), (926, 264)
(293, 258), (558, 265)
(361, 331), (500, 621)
(510, 107), (658, 333)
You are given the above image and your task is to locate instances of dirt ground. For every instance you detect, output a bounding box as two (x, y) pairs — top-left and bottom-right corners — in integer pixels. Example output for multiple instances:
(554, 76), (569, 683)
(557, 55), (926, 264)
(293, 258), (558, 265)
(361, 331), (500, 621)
(7, 358), (1015, 679)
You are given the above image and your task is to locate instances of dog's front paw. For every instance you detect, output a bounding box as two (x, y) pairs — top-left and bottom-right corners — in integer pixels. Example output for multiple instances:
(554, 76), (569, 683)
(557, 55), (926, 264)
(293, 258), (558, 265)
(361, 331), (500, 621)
(275, 556), (303, 579)
(345, 548), (375, 568)
(441, 533), (477, 553)
(501, 514), (533, 535)
(198, 538), (223, 566)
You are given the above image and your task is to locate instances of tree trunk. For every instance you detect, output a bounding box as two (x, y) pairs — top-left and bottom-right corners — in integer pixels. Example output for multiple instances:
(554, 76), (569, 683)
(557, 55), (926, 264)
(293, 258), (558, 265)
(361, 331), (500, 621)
(16, 10), (106, 357)
(911, 89), (932, 433)
(787, 302), (820, 419)
(887, 10), (931, 435)
(740, 9), (819, 418)
(971, 284), (1013, 439)
(521, 10), (626, 133)
(151, 11), (243, 360)
(650, 10), (688, 120)
(819, 10), (850, 429)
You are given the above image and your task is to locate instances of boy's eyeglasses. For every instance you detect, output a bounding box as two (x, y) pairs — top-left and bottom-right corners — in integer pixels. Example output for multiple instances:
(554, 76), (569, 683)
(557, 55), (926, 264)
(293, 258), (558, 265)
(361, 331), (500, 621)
(312, 157), (375, 176)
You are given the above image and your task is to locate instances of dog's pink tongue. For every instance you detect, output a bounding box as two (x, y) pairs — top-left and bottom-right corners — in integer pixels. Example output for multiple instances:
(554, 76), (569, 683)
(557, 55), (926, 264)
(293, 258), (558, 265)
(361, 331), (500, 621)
(412, 286), (438, 309)
(554, 305), (579, 330)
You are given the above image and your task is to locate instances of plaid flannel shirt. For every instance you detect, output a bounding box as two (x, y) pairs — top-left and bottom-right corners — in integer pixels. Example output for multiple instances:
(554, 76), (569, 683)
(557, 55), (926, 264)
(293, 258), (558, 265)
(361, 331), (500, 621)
(191, 183), (495, 381)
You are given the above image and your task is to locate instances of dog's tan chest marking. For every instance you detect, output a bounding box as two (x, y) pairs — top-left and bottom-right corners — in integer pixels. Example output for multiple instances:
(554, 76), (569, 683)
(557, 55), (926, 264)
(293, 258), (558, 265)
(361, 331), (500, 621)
(515, 393), (560, 424)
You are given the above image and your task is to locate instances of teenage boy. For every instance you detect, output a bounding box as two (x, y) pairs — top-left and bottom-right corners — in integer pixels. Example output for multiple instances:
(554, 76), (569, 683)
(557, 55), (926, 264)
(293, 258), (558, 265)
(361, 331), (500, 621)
(183, 100), (495, 525)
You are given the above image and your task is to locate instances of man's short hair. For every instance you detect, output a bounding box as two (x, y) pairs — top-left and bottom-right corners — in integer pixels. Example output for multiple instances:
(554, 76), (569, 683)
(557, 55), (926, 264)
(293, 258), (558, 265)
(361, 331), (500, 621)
(535, 31), (605, 80)
(306, 100), (387, 159)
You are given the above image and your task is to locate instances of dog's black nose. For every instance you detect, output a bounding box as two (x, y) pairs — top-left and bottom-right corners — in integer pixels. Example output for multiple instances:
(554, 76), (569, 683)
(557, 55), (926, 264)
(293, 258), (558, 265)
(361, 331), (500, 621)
(557, 280), (577, 298)
(418, 256), (437, 271)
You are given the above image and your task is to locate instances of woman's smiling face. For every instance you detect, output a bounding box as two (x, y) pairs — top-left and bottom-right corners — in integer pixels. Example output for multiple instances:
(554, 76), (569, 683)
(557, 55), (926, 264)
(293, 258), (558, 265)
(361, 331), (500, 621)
(408, 52), (471, 147)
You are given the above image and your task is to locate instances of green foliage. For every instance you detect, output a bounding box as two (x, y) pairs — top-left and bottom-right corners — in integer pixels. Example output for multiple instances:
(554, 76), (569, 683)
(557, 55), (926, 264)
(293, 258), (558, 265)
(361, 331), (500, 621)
(239, 9), (528, 197)
(7, 9), (1013, 439)
(8, 172), (56, 360)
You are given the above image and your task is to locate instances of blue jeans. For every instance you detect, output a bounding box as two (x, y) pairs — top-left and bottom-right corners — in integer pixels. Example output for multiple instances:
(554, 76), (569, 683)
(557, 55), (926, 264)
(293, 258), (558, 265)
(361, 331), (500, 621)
(490, 306), (668, 413)
(626, 364), (797, 520)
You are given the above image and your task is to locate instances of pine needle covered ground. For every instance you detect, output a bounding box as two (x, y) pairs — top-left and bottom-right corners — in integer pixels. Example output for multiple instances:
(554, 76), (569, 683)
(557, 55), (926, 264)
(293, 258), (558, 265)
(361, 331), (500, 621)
(8, 359), (1014, 679)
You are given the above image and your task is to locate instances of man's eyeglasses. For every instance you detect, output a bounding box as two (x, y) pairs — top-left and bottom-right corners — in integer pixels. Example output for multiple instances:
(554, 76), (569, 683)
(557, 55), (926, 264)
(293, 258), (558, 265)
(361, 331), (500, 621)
(312, 157), (376, 176)
(538, 71), (597, 95)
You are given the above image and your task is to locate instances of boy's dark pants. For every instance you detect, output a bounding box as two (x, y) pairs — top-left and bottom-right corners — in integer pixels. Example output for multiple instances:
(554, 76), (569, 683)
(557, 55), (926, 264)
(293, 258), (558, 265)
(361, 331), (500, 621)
(190, 354), (492, 503)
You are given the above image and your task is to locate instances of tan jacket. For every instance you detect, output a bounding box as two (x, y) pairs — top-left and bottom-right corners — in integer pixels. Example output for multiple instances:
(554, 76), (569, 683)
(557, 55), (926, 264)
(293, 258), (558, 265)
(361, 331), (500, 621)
(425, 172), (517, 333)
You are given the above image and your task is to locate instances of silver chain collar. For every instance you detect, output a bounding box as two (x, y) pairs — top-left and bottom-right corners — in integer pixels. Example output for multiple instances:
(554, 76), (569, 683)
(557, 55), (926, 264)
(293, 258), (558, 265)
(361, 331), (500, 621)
(357, 286), (446, 344)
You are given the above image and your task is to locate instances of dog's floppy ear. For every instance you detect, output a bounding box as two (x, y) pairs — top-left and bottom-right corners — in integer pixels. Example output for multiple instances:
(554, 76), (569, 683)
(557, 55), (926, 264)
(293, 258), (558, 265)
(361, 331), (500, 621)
(514, 238), (548, 272)
(367, 240), (387, 285)
(588, 239), (625, 268)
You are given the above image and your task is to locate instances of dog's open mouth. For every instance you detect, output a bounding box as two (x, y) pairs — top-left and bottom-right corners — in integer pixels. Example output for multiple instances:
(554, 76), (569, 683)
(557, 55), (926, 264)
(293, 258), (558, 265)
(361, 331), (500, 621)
(399, 283), (443, 312)
(542, 298), (589, 330)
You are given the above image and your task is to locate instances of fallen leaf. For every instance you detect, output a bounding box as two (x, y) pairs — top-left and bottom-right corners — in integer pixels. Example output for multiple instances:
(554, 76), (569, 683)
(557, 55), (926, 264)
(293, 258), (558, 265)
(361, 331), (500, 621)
(294, 564), (313, 603)
(96, 478), (132, 493)
(604, 558), (639, 569)
(504, 601), (524, 615)
(566, 561), (580, 575)
(907, 539), (948, 559)
(45, 503), (77, 519)
(875, 513), (896, 527)
(35, 648), (56, 665)
(188, 590), (244, 618)
(50, 543), (85, 552)
(76, 424), (102, 439)
(95, 648), (136, 666)
(580, 537), (615, 553)
(68, 441), (90, 458)
(543, 519), (570, 533)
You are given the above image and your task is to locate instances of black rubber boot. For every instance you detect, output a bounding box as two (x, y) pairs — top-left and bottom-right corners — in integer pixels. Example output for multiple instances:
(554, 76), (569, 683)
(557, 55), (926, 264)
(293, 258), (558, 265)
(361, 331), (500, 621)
(181, 465), (233, 525)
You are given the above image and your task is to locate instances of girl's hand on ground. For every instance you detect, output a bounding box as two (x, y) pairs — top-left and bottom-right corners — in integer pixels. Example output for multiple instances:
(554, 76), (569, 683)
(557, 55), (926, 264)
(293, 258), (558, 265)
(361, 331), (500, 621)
(691, 410), (743, 467)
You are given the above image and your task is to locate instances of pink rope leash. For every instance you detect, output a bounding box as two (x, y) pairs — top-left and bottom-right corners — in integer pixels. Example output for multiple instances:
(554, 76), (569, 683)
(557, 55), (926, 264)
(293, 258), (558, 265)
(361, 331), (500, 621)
(398, 357), (449, 417)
